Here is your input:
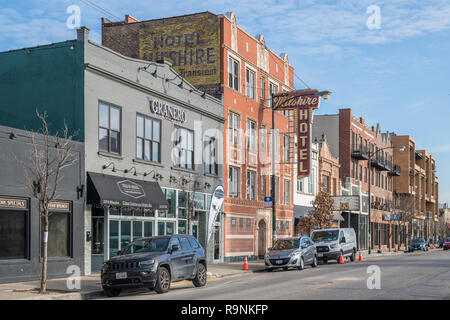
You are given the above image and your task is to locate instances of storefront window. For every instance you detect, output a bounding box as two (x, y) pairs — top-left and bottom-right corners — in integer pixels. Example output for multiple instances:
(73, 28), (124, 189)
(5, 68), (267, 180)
(179, 208), (187, 218)
(0, 210), (27, 260)
(122, 209), (132, 216)
(178, 220), (187, 234)
(134, 209), (144, 216)
(120, 221), (131, 249)
(165, 189), (176, 218)
(158, 210), (167, 218)
(42, 211), (70, 258)
(144, 209), (154, 217)
(110, 208), (120, 215)
(144, 222), (153, 237)
(206, 194), (212, 210)
(193, 193), (205, 210)
(133, 221), (142, 240)
(192, 224), (198, 239)
(109, 220), (119, 257)
(158, 221), (175, 235)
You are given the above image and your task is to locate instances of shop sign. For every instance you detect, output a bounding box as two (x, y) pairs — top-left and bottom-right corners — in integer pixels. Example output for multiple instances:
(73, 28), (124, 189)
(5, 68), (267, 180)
(48, 201), (71, 212)
(117, 180), (146, 199)
(0, 197), (27, 209)
(383, 214), (391, 221)
(272, 89), (321, 178)
(331, 196), (360, 212)
(148, 96), (187, 123)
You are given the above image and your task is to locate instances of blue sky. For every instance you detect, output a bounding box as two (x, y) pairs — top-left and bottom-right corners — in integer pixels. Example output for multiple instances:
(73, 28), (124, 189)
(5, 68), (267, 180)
(1, 0), (449, 204)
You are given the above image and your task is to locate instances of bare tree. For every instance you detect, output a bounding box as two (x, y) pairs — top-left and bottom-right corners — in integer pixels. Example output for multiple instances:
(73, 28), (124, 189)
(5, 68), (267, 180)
(174, 174), (204, 236)
(394, 193), (415, 249)
(14, 111), (78, 293)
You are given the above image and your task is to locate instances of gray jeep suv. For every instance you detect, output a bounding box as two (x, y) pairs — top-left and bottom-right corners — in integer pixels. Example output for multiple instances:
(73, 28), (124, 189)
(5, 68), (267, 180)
(101, 235), (207, 296)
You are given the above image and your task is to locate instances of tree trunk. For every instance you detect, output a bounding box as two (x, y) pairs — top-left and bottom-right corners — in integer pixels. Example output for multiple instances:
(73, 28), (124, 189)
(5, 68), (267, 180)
(41, 212), (48, 293)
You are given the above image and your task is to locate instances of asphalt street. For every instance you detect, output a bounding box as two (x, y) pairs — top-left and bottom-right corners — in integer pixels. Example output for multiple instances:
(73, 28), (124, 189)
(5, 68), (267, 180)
(99, 250), (450, 300)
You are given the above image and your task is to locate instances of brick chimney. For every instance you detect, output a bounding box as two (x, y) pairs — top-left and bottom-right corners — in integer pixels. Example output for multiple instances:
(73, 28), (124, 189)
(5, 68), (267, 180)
(77, 26), (90, 42)
(360, 117), (365, 125)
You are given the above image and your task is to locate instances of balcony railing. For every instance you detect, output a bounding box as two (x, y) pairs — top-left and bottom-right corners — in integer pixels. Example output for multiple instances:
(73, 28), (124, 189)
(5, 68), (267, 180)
(351, 145), (369, 160)
(389, 164), (401, 176)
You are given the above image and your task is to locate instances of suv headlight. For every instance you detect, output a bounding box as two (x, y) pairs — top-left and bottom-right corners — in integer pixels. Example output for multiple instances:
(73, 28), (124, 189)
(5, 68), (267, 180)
(140, 259), (155, 267)
(330, 244), (338, 249)
(289, 251), (300, 258)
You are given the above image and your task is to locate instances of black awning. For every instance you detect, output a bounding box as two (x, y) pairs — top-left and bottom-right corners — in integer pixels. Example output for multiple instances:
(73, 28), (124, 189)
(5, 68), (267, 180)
(87, 172), (168, 210)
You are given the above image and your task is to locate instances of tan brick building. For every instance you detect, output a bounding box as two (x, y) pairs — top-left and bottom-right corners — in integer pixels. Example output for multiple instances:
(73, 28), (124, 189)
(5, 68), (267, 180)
(392, 135), (439, 242)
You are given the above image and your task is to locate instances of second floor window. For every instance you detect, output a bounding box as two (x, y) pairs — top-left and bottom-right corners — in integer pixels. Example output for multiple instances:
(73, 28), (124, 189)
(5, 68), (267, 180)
(173, 127), (194, 169)
(229, 112), (240, 145)
(283, 135), (291, 162)
(99, 102), (121, 154)
(246, 170), (256, 200)
(136, 115), (160, 163)
(228, 166), (240, 197)
(228, 57), (239, 91)
(246, 119), (256, 151)
(269, 82), (278, 106)
(246, 68), (255, 99)
(204, 136), (218, 175)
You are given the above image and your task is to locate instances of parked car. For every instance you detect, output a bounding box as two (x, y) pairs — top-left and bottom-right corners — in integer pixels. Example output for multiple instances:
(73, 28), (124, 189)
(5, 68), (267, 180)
(439, 238), (450, 248)
(409, 238), (429, 252)
(443, 239), (450, 251)
(311, 228), (357, 263)
(265, 237), (317, 271)
(101, 235), (207, 297)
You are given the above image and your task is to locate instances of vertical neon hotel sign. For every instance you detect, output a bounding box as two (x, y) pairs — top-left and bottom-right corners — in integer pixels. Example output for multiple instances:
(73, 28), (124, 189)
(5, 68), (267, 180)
(272, 89), (320, 178)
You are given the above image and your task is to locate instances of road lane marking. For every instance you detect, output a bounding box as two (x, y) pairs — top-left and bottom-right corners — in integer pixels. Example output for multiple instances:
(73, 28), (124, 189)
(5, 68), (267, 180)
(310, 283), (332, 290)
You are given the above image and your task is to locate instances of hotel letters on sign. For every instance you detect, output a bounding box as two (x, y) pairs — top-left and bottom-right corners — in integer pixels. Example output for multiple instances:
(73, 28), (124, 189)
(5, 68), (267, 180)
(272, 90), (320, 178)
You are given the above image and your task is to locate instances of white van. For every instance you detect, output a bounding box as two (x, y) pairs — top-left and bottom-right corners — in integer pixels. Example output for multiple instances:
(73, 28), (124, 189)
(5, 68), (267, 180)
(311, 228), (357, 263)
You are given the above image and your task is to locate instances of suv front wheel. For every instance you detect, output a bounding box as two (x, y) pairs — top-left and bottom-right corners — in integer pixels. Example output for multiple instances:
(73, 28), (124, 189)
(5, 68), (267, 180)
(155, 266), (171, 294)
(192, 262), (207, 287)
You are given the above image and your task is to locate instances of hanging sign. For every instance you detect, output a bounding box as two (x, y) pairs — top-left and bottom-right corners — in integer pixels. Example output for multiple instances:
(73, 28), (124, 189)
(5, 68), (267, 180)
(272, 89), (321, 179)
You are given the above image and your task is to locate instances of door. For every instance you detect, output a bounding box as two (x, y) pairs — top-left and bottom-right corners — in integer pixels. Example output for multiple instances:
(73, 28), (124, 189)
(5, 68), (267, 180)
(179, 236), (196, 278)
(258, 220), (267, 258)
(307, 238), (315, 261)
(168, 237), (184, 279)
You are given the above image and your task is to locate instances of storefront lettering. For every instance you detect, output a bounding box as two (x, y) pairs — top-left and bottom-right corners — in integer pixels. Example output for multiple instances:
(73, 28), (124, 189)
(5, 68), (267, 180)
(148, 96), (187, 123)
(0, 197), (27, 209)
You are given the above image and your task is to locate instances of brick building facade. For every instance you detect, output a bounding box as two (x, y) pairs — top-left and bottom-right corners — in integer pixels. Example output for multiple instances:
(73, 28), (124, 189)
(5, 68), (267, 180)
(392, 135), (439, 242)
(101, 11), (295, 261)
(313, 109), (404, 251)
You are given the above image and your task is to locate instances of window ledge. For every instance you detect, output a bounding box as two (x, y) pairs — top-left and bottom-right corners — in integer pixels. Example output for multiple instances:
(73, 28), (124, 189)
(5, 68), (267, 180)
(0, 259), (30, 265)
(98, 151), (123, 160)
(171, 166), (197, 174)
(204, 173), (219, 179)
(133, 158), (164, 167)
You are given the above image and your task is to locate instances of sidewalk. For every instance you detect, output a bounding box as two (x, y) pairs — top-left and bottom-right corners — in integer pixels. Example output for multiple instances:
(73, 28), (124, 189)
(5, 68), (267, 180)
(0, 260), (266, 300)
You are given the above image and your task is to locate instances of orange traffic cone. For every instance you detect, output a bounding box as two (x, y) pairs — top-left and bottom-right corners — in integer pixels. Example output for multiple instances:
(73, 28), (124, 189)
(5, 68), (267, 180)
(339, 252), (344, 264)
(242, 256), (248, 270)
(358, 251), (363, 261)
(430, 244), (434, 249)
